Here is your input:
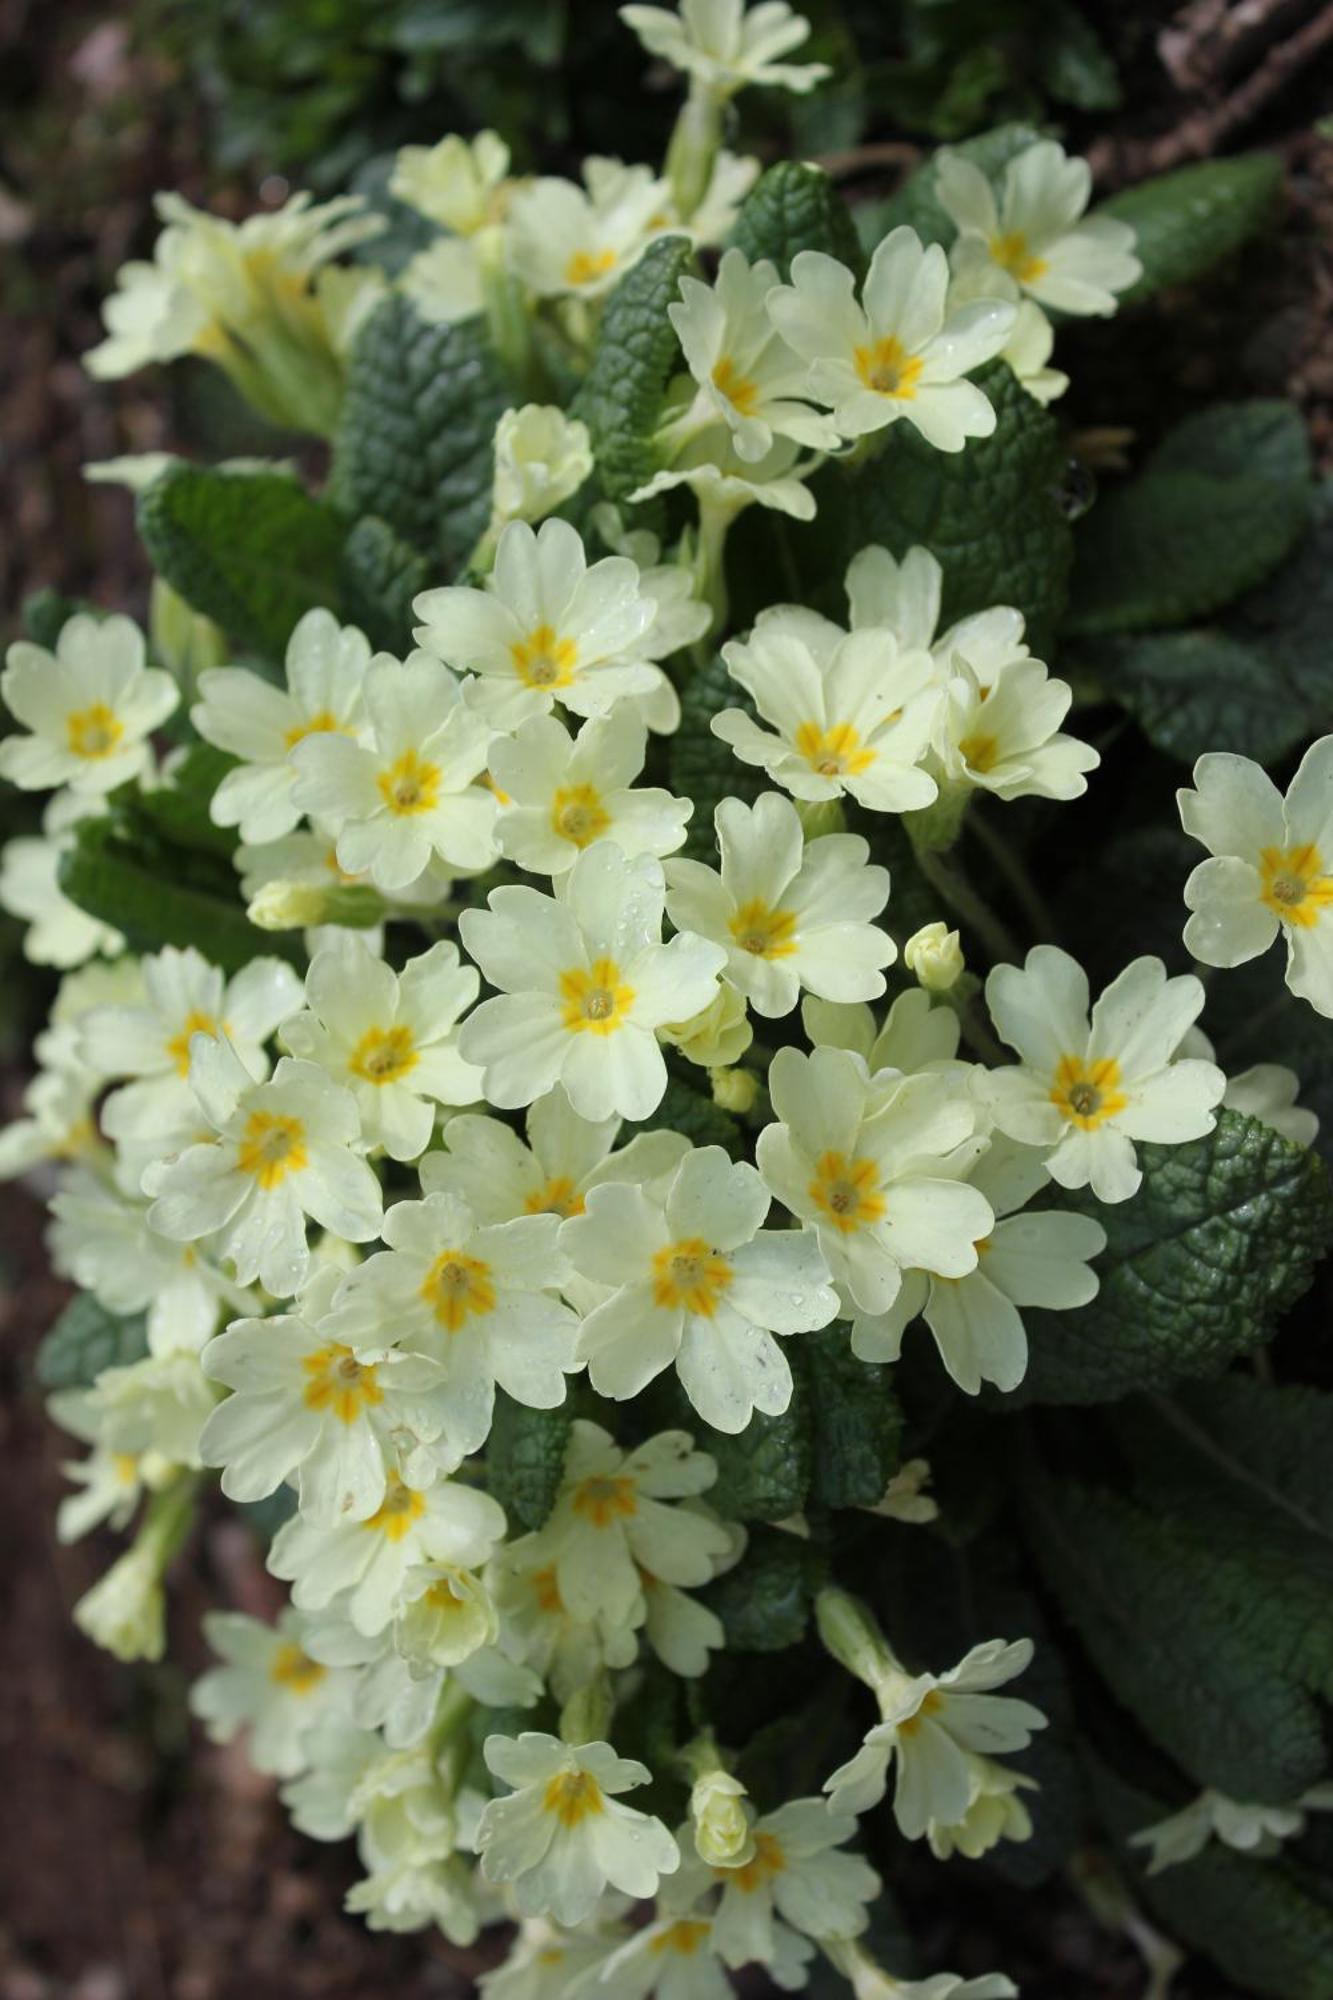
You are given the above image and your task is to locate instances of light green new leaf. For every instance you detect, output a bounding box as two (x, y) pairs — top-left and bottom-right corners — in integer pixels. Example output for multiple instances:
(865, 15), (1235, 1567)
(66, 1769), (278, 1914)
(1014, 1111), (1333, 1405)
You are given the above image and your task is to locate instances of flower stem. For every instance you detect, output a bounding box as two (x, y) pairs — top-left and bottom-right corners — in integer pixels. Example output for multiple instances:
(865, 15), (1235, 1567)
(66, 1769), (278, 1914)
(967, 807), (1057, 943)
(911, 842), (1021, 968)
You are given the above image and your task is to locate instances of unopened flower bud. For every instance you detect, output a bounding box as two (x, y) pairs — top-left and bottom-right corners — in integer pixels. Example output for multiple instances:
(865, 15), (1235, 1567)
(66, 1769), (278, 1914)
(74, 1541), (165, 1662)
(690, 1768), (755, 1867)
(660, 982), (752, 1068)
(711, 1065), (758, 1114)
(491, 404), (593, 529)
(904, 921), (965, 993)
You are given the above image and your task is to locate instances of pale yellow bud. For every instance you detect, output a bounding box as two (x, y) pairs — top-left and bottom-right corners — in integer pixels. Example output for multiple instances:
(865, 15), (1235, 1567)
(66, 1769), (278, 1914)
(710, 1065), (759, 1114)
(659, 981), (753, 1068)
(904, 921), (965, 993)
(690, 1769), (755, 1868)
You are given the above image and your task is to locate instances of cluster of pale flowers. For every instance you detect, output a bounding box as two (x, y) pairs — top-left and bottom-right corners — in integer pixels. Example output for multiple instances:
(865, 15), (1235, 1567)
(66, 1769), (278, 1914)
(4, 2), (1331, 1993)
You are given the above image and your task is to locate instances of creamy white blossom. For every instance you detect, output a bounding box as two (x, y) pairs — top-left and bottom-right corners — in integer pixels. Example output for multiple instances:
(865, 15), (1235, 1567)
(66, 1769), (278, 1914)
(0, 792), (126, 967)
(0, 614), (176, 796)
(563, 1145), (839, 1428)
(767, 229), (1015, 447)
(1178, 738), (1333, 1019)
(490, 709), (692, 877)
(458, 844), (725, 1121)
(192, 609), (371, 844)
(508, 160), (670, 301)
(476, 1731), (680, 1924)
(665, 791), (893, 1017)
(620, 0), (830, 97)
(290, 651), (497, 892)
(985, 946), (1225, 1204)
(144, 1038), (383, 1298)
(191, 1607), (354, 1776)
(1130, 1784), (1333, 1875)
(281, 935), (480, 1160)
(490, 405), (594, 531)
(938, 139), (1140, 316)
(414, 519), (669, 731)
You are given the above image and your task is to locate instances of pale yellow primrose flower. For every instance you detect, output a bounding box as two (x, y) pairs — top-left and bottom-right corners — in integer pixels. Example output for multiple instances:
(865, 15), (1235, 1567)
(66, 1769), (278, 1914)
(937, 137), (1140, 317)
(85, 191), (385, 436)
(620, 0), (830, 98)
(1178, 737), (1333, 1020)
(0, 613), (177, 797)
(766, 227), (1016, 448)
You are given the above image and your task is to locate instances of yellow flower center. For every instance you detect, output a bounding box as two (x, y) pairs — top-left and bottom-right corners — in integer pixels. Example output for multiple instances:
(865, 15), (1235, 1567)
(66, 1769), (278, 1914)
(423, 1574), (473, 1614)
(551, 782), (610, 848)
(989, 230), (1048, 283)
(165, 1008), (222, 1076)
(564, 247), (617, 287)
(364, 1477), (427, 1541)
(532, 1563), (564, 1614)
(651, 1236), (734, 1317)
(571, 1473), (639, 1527)
(283, 708), (345, 750)
(809, 1149), (886, 1233)
(66, 702), (125, 759)
(349, 1023), (418, 1084)
(728, 1831), (787, 1894)
(523, 1174), (586, 1218)
(1258, 844), (1333, 928)
(236, 1110), (308, 1188)
(897, 1688), (945, 1739)
(712, 353), (760, 416)
(542, 1767), (605, 1824)
(729, 897), (798, 959)
(301, 1343), (384, 1423)
(650, 1919), (711, 1957)
(1050, 1054), (1128, 1131)
(853, 335), (925, 400)
(420, 1249), (496, 1333)
(268, 1642), (327, 1693)
(560, 957), (635, 1035)
(794, 719), (876, 780)
(113, 1452), (139, 1485)
(377, 748), (441, 816)
(511, 623), (579, 690)
(957, 731), (1000, 774)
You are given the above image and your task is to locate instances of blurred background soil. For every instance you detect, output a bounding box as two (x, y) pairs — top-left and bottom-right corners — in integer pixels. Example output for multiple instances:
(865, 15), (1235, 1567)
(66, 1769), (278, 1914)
(2, 1), (1332, 1994)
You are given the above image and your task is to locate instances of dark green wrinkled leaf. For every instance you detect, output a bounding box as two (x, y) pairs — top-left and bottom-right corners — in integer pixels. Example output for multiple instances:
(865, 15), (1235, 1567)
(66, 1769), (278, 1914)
(731, 160), (863, 279)
(702, 1525), (820, 1652)
(330, 293), (512, 564)
(485, 1389), (572, 1531)
(704, 1373), (811, 1524)
(670, 655), (765, 864)
(570, 235), (695, 503)
(1101, 152), (1283, 305)
(1015, 1111), (1333, 1405)
(339, 513), (435, 653)
(138, 464), (346, 665)
(36, 1294), (148, 1391)
(802, 1329), (901, 1511)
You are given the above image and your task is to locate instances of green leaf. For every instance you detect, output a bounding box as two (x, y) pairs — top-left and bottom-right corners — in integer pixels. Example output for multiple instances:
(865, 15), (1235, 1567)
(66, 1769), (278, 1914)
(570, 234), (695, 503)
(1101, 153), (1283, 305)
(730, 160), (863, 279)
(36, 1293), (148, 1390)
(1025, 1459), (1333, 1801)
(23, 587), (97, 651)
(1014, 1111), (1333, 1406)
(339, 513), (434, 654)
(703, 1374), (811, 1524)
(637, 1075), (743, 1155)
(1067, 402), (1312, 637)
(849, 359), (1073, 650)
(702, 1525), (819, 1651)
(138, 464), (346, 666)
(861, 122), (1045, 252)
(1087, 478), (1333, 766)
(801, 1328), (901, 1511)
(670, 654), (765, 863)
(330, 294), (513, 564)
(1039, 5), (1120, 112)
(1092, 1757), (1333, 2000)
(1204, 952), (1333, 1161)
(1119, 1379), (1333, 1549)
(130, 743), (241, 861)
(57, 815), (298, 976)
(485, 1389), (571, 1531)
